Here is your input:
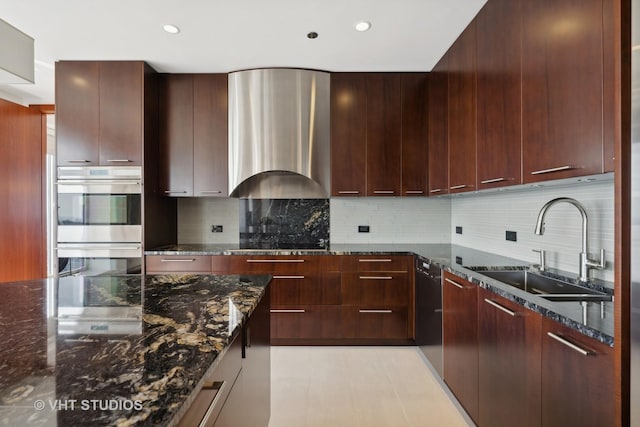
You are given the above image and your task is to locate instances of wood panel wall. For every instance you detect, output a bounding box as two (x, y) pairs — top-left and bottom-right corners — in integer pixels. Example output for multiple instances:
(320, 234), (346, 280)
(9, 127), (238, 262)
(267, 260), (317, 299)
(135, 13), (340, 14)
(0, 99), (47, 282)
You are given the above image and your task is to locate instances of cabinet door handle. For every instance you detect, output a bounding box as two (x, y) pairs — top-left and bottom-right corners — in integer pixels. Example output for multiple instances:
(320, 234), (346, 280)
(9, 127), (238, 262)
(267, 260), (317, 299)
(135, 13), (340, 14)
(530, 165), (574, 175)
(67, 159), (92, 163)
(373, 190), (395, 194)
(246, 259), (305, 263)
(272, 275), (305, 279)
(405, 190), (424, 194)
(359, 309), (393, 314)
(484, 298), (517, 317)
(338, 190), (360, 194)
(160, 258), (196, 262)
(164, 190), (188, 194)
(450, 184), (472, 190)
(106, 159), (132, 163)
(546, 332), (592, 356)
(444, 278), (466, 289)
(199, 381), (227, 426)
(358, 259), (392, 263)
(359, 276), (393, 280)
(480, 177), (508, 184)
(199, 190), (222, 194)
(429, 188), (443, 193)
(270, 309), (306, 313)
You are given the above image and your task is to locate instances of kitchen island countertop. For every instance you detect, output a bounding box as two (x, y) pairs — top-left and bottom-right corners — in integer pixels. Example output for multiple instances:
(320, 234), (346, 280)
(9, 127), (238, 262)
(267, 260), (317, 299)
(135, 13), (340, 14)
(0, 273), (270, 427)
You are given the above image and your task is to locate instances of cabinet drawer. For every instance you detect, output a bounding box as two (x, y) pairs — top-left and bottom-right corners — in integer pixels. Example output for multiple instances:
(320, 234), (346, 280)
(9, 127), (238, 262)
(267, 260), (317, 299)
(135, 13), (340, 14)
(270, 305), (342, 340)
(342, 306), (409, 339)
(270, 272), (341, 306)
(341, 255), (411, 272)
(342, 272), (409, 306)
(223, 255), (338, 274)
(146, 255), (212, 273)
(178, 334), (241, 427)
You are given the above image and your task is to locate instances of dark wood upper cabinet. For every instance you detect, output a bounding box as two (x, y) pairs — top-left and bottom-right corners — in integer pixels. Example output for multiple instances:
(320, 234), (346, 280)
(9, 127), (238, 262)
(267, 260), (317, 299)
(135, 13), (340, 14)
(159, 73), (229, 197)
(330, 73), (367, 197)
(522, 0), (605, 182)
(401, 73), (429, 196)
(476, 0), (523, 189)
(56, 61), (100, 165)
(442, 272), (479, 424)
(427, 56), (449, 196)
(159, 74), (194, 196)
(56, 61), (146, 166)
(193, 74), (228, 197)
(541, 316), (614, 426)
(448, 21), (477, 194)
(478, 287), (542, 427)
(98, 62), (144, 165)
(366, 73), (402, 196)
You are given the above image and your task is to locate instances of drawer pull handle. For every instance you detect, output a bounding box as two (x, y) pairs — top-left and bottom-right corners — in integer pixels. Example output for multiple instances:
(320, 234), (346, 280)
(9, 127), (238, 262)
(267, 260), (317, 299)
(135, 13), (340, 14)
(338, 190), (360, 194)
(199, 381), (227, 425)
(405, 190), (424, 194)
(480, 177), (508, 184)
(246, 259), (305, 263)
(270, 309), (306, 313)
(164, 190), (188, 194)
(484, 298), (517, 317)
(273, 275), (305, 279)
(531, 165), (574, 175)
(444, 278), (465, 289)
(106, 159), (132, 163)
(373, 190), (395, 194)
(67, 159), (91, 163)
(546, 332), (592, 356)
(200, 190), (223, 194)
(359, 276), (393, 280)
(429, 188), (443, 193)
(359, 309), (393, 314)
(358, 259), (392, 263)
(450, 184), (472, 190)
(160, 258), (196, 262)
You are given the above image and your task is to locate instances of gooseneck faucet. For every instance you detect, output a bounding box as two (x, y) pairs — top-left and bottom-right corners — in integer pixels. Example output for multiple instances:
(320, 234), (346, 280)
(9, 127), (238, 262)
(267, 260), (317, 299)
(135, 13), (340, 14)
(534, 197), (605, 282)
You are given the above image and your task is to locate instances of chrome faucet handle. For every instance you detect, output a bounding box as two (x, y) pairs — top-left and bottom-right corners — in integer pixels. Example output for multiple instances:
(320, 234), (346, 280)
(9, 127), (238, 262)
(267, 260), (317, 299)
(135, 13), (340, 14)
(585, 249), (606, 270)
(532, 249), (546, 272)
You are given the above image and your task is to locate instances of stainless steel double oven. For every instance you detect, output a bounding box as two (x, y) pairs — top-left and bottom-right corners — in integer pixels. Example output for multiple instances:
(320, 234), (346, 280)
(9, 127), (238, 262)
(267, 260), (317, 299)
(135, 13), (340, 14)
(56, 166), (143, 276)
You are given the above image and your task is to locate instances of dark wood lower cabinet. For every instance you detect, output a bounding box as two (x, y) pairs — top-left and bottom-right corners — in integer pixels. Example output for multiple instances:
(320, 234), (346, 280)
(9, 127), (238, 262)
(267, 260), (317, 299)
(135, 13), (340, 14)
(270, 306), (343, 344)
(442, 272), (479, 424)
(478, 288), (541, 427)
(541, 317), (614, 427)
(342, 306), (408, 340)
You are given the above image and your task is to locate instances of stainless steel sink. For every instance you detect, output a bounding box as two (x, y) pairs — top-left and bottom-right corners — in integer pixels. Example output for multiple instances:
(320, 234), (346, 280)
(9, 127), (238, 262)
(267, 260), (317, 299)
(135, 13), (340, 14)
(477, 270), (612, 302)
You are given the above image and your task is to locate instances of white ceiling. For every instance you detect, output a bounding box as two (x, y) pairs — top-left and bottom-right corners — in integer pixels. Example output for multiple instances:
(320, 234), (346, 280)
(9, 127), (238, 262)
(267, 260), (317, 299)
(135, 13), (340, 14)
(0, 0), (486, 105)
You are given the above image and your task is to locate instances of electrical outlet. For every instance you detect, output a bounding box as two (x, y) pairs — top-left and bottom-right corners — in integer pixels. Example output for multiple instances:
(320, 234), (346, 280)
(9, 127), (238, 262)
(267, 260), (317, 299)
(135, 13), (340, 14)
(455, 256), (463, 265)
(211, 225), (223, 233)
(456, 226), (463, 234)
(358, 225), (370, 233)
(506, 230), (517, 242)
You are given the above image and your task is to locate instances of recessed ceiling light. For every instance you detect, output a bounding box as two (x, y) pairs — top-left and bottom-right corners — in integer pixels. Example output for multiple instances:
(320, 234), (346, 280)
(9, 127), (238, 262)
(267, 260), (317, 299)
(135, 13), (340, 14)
(163, 24), (180, 34)
(355, 21), (371, 32)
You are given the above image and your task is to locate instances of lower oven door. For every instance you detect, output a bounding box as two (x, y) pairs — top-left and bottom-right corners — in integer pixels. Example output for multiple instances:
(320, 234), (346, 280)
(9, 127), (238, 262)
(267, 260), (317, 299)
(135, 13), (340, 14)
(57, 243), (143, 276)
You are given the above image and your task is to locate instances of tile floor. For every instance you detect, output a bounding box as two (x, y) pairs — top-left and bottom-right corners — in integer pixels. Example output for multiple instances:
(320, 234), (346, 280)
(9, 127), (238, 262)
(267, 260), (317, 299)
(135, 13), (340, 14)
(269, 346), (471, 427)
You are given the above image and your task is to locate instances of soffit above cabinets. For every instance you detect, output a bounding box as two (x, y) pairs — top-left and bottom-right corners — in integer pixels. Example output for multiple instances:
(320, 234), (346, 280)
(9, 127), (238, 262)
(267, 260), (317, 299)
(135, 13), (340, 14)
(0, 0), (486, 105)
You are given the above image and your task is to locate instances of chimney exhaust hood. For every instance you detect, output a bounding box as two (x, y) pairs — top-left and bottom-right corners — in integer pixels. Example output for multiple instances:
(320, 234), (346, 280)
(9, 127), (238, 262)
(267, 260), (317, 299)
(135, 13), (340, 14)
(228, 68), (330, 198)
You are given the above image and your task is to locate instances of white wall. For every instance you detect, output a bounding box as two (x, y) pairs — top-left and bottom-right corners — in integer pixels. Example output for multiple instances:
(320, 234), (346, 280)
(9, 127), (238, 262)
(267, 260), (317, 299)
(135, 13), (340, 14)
(329, 197), (452, 244)
(450, 180), (614, 282)
(177, 198), (240, 244)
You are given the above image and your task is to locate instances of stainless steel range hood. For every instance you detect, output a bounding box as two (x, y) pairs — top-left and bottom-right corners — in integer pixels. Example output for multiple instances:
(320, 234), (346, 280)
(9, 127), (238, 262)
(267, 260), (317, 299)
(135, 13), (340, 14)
(228, 68), (330, 198)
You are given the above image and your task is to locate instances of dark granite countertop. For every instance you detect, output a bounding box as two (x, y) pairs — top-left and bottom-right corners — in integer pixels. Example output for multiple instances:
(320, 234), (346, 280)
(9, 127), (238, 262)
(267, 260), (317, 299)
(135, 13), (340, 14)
(0, 274), (270, 426)
(146, 243), (614, 345)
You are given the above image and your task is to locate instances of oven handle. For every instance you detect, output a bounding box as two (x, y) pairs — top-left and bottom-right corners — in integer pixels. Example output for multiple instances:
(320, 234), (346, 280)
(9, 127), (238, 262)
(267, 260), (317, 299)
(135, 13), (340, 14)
(56, 245), (142, 251)
(56, 180), (141, 185)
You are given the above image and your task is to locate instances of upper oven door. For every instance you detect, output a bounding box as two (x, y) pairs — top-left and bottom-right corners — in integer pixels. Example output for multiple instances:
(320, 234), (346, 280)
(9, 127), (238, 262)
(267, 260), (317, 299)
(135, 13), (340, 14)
(57, 167), (142, 243)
